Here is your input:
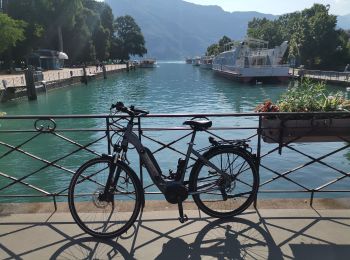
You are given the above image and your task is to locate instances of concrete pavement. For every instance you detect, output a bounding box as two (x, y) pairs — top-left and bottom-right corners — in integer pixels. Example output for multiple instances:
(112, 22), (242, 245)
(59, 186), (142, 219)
(1, 204), (350, 259)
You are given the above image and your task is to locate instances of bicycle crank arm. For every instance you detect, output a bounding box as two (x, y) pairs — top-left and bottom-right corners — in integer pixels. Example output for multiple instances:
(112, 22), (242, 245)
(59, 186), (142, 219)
(177, 200), (188, 223)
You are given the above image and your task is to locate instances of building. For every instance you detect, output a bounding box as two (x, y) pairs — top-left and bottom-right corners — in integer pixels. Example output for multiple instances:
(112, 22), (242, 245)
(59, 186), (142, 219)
(27, 49), (68, 70)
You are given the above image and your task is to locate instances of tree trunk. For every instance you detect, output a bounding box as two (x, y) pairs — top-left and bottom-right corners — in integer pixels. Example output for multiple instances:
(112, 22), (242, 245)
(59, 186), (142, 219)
(58, 26), (63, 52)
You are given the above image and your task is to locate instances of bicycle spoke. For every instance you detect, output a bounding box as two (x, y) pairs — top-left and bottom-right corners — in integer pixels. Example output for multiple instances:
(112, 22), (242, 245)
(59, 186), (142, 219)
(69, 158), (141, 238)
(193, 148), (257, 217)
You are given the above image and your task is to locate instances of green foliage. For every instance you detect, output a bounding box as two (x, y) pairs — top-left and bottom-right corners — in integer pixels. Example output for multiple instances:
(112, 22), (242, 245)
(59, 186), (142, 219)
(111, 15), (147, 61)
(247, 4), (350, 69)
(218, 35), (232, 51)
(277, 80), (350, 112)
(1, 0), (145, 66)
(206, 35), (232, 56)
(206, 43), (220, 56)
(0, 13), (26, 54)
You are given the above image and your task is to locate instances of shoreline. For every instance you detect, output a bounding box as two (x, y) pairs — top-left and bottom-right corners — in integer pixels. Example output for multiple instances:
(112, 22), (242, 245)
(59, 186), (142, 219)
(1, 198), (350, 214)
(0, 64), (130, 102)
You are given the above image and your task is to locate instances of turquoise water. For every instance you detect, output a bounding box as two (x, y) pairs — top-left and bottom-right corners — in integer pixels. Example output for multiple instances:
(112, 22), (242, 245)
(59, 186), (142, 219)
(0, 62), (349, 201)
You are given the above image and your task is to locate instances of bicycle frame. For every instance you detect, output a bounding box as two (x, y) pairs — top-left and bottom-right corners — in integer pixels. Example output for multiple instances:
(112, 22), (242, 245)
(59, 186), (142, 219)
(115, 119), (231, 193)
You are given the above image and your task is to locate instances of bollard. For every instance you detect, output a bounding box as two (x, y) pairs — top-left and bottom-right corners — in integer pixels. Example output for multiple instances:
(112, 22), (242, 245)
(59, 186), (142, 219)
(102, 65), (107, 79)
(0, 80), (7, 102)
(82, 67), (88, 85)
(25, 69), (37, 101)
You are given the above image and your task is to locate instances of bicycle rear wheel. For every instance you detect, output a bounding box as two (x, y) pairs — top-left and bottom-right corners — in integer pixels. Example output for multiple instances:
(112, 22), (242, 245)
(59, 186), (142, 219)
(189, 146), (259, 218)
(68, 157), (143, 238)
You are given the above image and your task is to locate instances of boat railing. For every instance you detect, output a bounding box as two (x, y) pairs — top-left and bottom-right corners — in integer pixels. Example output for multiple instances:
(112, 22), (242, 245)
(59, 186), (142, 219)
(1, 112), (350, 207)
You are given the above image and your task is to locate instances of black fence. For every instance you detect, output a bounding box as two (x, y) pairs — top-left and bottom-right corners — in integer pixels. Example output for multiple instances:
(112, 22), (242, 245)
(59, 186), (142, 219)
(0, 112), (349, 207)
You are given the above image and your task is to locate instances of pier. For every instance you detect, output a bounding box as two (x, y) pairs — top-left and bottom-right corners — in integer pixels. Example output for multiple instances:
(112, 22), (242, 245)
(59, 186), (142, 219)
(0, 64), (128, 102)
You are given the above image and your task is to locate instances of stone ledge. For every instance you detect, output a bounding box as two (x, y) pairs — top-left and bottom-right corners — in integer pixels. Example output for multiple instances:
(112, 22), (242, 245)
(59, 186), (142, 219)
(1, 198), (350, 214)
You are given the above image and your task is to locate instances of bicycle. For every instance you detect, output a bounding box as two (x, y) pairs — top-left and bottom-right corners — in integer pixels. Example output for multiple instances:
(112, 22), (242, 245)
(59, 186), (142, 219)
(68, 102), (259, 238)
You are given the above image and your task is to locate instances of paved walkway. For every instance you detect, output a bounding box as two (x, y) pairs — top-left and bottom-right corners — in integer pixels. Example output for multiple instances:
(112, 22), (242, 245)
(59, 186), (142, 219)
(1, 207), (350, 259)
(0, 64), (126, 89)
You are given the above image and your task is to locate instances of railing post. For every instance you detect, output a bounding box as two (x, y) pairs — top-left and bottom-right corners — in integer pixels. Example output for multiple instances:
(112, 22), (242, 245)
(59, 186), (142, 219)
(254, 115), (263, 208)
(137, 117), (144, 188)
(106, 117), (111, 154)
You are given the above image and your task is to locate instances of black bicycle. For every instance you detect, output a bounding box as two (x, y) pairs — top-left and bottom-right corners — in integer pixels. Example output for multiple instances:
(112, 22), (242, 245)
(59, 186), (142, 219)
(68, 102), (259, 238)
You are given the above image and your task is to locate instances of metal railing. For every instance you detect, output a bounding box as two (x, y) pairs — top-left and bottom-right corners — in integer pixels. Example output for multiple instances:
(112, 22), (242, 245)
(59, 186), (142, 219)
(298, 69), (350, 82)
(0, 112), (349, 207)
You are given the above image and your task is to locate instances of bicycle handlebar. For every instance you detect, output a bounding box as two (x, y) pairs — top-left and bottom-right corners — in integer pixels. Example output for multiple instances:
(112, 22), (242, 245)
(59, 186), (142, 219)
(110, 102), (149, 117)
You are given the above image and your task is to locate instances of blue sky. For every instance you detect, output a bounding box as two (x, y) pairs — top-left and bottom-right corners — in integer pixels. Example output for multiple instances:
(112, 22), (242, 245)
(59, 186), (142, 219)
(184, 0), (350, 15)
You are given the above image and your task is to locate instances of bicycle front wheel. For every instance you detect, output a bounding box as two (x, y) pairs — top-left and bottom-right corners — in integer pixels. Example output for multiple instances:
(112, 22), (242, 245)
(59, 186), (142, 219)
(189, 146), (259, 218)
(68, 157), (143, 239)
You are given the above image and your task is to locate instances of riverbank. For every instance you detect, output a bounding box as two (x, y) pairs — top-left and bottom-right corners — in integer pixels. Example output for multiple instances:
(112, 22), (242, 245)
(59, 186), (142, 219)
(0, 64), (130, 102)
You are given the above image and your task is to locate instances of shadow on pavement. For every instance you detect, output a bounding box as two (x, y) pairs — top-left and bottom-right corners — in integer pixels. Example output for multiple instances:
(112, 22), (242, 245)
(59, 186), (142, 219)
(155, 217), (283, 260)
(49, 237), (134, 260)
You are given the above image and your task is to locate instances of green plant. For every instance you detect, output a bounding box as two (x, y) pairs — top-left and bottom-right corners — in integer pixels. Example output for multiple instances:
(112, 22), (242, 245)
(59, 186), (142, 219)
(259, 79), (350, 112)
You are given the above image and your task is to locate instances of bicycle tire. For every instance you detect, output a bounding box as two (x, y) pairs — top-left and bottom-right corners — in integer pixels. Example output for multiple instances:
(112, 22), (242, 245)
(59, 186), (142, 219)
(189, 146), (259, 218)
(68, 157), (143, 239)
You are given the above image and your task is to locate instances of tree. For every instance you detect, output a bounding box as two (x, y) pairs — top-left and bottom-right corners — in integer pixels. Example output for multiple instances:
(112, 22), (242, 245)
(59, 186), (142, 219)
(247, 4), (350, 69)
(111, 15), (147, 61)
(0, 13), (26, 54)
(206, 43), (220, 56)
(218, 35), (232, 52)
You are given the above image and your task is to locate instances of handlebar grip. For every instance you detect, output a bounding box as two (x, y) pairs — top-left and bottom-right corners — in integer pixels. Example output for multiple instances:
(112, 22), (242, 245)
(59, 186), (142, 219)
(110, 101), (148, 116)
(134, 108), (149, 115)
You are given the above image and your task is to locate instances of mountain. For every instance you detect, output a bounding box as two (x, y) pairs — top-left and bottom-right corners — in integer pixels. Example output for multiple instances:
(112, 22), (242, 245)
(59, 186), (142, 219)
(338, 14), (350, 30)
(105, 0), (350, 59)
(106, 0), (276, 59)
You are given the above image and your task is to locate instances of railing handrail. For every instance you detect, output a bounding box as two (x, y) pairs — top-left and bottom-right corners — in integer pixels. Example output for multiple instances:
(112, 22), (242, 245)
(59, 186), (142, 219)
(1, 112), (350, 206)
(2, 111), (350, 119)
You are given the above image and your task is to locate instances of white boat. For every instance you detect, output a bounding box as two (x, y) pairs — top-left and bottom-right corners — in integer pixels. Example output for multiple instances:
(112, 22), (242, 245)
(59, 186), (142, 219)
(200, 56), (214, 69)
(192, 57), (201, 66)
(212, 38), (289, 83)
(185, 57), (193, 64)
(139, 58), (157, 68)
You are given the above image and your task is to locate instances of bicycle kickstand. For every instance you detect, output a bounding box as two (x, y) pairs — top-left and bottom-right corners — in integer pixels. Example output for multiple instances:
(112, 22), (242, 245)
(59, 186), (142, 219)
(177, 199), (188, 223)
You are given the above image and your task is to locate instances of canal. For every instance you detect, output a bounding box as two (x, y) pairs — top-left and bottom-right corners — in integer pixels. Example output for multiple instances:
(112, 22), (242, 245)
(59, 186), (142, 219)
(0, 62), (349, 201)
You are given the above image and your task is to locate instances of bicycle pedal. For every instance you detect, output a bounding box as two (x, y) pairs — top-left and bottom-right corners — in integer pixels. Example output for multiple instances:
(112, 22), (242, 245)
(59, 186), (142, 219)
(178, 214), (188, 223)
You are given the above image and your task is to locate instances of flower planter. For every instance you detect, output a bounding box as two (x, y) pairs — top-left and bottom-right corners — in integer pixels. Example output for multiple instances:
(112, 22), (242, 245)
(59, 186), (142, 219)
(261, 117), (350, 143)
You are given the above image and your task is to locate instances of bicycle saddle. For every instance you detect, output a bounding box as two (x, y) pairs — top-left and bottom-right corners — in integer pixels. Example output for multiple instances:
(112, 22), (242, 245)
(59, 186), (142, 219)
(183, 120), (212, 131)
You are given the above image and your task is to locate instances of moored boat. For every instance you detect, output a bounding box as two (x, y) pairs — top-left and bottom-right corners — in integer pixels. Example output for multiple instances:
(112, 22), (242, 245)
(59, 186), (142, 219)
(200, 56), (214, 69)
(185, 57), (193, 64)
(139, 58), (157, 68)
(192, 56), (201, 66)
(212, 38), (289, 83)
